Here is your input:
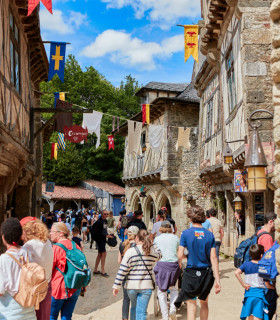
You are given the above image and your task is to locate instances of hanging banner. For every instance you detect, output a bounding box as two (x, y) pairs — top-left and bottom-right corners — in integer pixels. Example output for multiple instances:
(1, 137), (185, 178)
(234, 169), (248, 193)
(53, 99), (73, 133)
(51, 143), (58, 160)
(28, 0), (52, 16)
(54, 92), (65, 107)
(184, 25), (199, 63)
(108, 135), (114, 150)
(48, 42), (67, 82)
(46, 182), (55, 193)
(142, 104), (150, 125)
(57, 133), (65, 151)
(64, 125), (88, 143)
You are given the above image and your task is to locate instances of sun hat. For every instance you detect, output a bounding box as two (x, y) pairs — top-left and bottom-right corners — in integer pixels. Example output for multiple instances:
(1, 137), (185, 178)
(127, 226), (139, 235)
(161, 220), (171, 228)
(20, 216), (36, 226)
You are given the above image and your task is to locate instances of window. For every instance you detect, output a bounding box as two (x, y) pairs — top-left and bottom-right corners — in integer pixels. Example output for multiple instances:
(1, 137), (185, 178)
(206, 98), (213, 139)
(10, 12), (20, 93)
(226, 48), (236, 112)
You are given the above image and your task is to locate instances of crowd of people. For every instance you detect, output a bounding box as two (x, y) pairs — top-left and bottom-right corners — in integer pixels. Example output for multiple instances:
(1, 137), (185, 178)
(0, 204), (278, 320)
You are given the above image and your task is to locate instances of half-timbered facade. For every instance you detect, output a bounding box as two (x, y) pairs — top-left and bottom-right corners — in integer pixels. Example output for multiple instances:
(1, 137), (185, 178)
(194, 0), (274, 255)
(117, 82), (205, 233)
(0, 0), (48, 220)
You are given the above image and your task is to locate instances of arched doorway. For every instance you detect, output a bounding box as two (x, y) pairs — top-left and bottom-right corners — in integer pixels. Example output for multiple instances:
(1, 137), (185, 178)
(160, 194), (172, 217)
(131, 195), (142, 212)
(145, 196), (156, 224)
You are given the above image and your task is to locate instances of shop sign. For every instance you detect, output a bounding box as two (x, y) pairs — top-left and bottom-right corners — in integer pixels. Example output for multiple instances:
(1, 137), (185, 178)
(234, 169), (248, 193)
(64, 125), (88, 143)
(46, 182), (55, 193)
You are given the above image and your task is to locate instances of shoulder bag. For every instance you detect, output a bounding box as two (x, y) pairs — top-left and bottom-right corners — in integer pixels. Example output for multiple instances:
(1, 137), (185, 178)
(134, 246), (155, 289)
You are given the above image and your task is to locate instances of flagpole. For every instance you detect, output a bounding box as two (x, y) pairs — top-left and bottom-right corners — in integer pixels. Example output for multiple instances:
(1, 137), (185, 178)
(42, 41), (71, 44)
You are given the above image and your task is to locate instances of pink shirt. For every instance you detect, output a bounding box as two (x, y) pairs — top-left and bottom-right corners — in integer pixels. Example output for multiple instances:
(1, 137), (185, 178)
(257, 230), (274, 252)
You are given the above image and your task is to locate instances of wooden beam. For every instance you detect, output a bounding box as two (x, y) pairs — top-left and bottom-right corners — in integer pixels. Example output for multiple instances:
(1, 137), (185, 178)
(34, 114), (58, 138)
(33, 108), (94, 114)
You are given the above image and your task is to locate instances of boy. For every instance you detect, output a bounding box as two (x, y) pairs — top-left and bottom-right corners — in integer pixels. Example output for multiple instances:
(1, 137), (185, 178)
(72, 226), (84, 251)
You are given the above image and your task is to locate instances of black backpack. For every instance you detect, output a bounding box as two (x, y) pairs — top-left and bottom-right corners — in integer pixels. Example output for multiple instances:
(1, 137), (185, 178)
(107, 235), (117, 247)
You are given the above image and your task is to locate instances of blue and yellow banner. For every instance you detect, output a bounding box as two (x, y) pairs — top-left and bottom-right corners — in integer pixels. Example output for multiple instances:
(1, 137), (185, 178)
(57, 133), (66, 151)
(48, 42), (67, 82)
(54, 92), (65, 107)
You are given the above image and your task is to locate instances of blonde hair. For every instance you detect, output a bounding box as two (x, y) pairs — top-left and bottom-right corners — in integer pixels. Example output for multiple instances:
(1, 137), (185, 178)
(137, 229), (152, 255)
(122, 234), (137, 256)
(159, 226), (172, 234)
(53, 222), (70, 239)
(108, 211), (113, 218)
(22, 219), (49, 242)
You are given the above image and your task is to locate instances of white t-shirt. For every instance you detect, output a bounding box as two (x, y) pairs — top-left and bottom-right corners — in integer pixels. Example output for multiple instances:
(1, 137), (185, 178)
(23, 239), (54, 281)
(0, 248), (30, 296)
(151, 221), (174, 237)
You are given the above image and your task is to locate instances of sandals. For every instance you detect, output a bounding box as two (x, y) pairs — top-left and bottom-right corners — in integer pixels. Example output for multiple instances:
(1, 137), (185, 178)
(100, 273), (109, 278)
(93, 271), (100, 275)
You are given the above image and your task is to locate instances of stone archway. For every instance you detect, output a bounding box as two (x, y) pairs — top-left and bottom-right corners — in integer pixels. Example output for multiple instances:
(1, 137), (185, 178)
(143, 195), (156, 227)
(158, 192), (172, 217)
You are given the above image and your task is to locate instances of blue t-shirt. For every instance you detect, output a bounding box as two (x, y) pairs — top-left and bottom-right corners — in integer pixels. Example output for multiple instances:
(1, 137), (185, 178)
(239, 261), (265, 288)
(190, 220), (211, 230)
(180, 227), (215, 269)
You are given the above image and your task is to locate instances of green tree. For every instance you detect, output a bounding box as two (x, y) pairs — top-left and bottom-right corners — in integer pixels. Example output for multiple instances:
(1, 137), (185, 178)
(41, 56), (140, 186)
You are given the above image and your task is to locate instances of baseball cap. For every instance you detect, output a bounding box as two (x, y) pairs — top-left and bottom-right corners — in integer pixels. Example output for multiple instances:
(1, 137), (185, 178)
(161, 207), (168, 211)
(20, 216), (36, 226)
(127, 226), (139, 235)
(161, 220), (171, 228)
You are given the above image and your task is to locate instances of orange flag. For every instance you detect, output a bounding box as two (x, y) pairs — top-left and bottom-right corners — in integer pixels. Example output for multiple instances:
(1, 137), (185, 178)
(28, 0), (52, 16)
(184, 25), (199, 63)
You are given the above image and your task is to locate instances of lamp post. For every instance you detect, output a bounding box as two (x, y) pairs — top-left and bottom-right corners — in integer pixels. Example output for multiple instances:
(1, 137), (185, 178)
(223, 139), (245, 165)
(245, 109), (273, 192)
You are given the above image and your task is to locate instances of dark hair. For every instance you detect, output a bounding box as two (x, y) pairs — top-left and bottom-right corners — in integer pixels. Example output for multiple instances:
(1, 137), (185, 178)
(60, 213), (66, 220)
(72, 227), (80, 234)
(264, 212), (277, 224)
(249, 244), (264, 260)
(134, 210), (143, 217)
(137, 229), (152, 255)
(119, 210), (126, 216)
(187, 205), (206, 224)
(157, 209), (165, 217)
(1, 218), (22, 245)
(206, 210), (211, 219)
(209, 208), (217, 217)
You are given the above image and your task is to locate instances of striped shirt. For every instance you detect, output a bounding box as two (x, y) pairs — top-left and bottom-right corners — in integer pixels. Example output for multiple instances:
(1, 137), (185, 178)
(113, 244), (161, 290)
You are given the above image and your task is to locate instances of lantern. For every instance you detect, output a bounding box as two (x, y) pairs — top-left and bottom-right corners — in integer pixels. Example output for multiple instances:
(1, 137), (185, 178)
(233, 196), (243, 210)
(244, 127), (268, 192)
(142, 144), (147, 153)
(223, 143), (233, 164)
(121, 196), (125, 203)
(183, 193), (187, 201)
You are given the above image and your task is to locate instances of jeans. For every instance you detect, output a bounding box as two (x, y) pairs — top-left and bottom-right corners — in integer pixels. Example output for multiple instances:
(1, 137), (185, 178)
(122, 281), (130, 319)
(157, 286), (178, 320)
(71, 218), (76, 231)
(118, 228), (128, 242)
(50, 289), (80, 320)
(215, 241), (221, 261)
(127, 289), (152, 320)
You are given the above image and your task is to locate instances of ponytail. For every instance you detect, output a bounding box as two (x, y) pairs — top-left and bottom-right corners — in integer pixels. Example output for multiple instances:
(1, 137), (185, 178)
(137, 229), (152, 255)
(122, 234), (136, 256)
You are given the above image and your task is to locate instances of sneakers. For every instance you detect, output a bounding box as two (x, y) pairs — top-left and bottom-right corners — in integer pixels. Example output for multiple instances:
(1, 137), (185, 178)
(170, 312), (177, 320)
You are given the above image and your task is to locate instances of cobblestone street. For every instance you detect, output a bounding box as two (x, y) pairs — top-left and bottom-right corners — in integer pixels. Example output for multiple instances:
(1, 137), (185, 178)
(73, 245), (244, 320)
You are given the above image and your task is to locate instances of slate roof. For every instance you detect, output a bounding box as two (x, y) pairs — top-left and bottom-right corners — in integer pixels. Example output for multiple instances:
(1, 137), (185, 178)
(175, 83), (199, 103)
(136, 82), (188, 96)
(83, 180), (125, 195)
(42, 183), (96, 200)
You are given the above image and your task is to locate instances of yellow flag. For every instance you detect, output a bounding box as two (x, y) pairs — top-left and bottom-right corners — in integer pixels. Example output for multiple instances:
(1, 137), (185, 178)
(54, 143), (58, 160)
(146, 104), (150, 124)
(184, 25), (199, 63)
(59, 92), (65, 101)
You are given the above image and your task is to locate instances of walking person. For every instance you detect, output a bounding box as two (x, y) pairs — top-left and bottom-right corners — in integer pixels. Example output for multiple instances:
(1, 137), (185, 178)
(92, 210), (113, 277)
(118, 226), (139, 320)
(0, 217), (36, 319)
(21, 217), (54, 320)
(208, 208), (224, 261)
(235, 244), (269, 320)
(126, 210), (147, 232)
(117, 210), (128, 242)
(150, 209), (174, 240)
(81, 214), (88, 243)
(153, 221), (181, 320)
(70, 210), (77, 231)
(175, 205), (221, 320)
(50, 222), (81, 320)
(107, 211), (116, 235)
(113, 229), (161, 320)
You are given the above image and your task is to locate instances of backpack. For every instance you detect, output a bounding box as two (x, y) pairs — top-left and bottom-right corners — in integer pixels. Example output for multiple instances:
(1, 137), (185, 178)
(234, 231), (271, 268)
(121, 216), (129, 228)
(5, 253), (48, 310)
(54, 241), (91, 292)
(107, 235), (118, 247)
(258, 242), (280, 280)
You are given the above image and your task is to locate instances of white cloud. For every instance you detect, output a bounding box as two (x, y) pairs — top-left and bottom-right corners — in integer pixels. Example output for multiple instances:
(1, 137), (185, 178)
(102, 0), (201, 29)
(40, 9), (87, 35)
(80, 30), (183, 70)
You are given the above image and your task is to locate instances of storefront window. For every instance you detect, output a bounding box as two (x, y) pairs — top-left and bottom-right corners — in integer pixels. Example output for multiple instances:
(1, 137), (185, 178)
(254, 193), (264, 230)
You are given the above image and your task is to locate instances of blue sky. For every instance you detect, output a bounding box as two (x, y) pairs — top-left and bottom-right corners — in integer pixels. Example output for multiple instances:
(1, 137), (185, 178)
(40, 0), (201, 87)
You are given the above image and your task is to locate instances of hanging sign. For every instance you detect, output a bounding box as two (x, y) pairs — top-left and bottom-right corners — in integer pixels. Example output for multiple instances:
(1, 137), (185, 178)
(64, 125), (88, 143)
(46, 182), (55, 193)
(234, 169), (248, 193)
(108, 135), (114, 150)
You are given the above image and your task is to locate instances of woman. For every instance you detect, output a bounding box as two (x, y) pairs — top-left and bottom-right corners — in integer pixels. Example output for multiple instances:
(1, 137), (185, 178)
(153, 220), (181, 320)
(175, 205), (221, 320)
(50, 222), (81, 320)
(113, 229), (161, 320)
(81, 215), (88, 243)
(107, 211), (116, 235)
(0, 217), (36, 319)
(118, 226), (139, 320)
(21, 216), (54, 320)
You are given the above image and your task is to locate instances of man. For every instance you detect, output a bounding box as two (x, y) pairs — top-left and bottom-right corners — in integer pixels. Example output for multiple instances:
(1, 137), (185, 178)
(150, 209), (174, 240)
(208, 208), (224, 261)
(161, 207), (177, 234)
(92, 210), (113, 277)
(60, 213), (71, 231)
(126, 210), (147, 231)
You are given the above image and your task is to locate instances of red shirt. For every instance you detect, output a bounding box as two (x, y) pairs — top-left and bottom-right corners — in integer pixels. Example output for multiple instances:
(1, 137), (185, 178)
(257, 229), (274, 253)
(51, 239), (81, 299)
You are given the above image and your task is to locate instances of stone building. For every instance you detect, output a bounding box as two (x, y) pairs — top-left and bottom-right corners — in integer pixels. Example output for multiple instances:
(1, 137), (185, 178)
(117, 82), (205, 233)
(0, 0), (48, 220)
(194, 0), (274, 255)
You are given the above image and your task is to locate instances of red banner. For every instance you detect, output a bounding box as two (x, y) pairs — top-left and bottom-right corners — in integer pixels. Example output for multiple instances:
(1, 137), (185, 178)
(64, 125), (88, 143)
(28, 0), (52, 16)
(108, 135), (114, 150)
(142, 104), (146, 125)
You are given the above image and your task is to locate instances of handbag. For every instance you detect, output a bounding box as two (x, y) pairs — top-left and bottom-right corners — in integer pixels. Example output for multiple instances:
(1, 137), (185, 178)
(135, 246), (156, 290)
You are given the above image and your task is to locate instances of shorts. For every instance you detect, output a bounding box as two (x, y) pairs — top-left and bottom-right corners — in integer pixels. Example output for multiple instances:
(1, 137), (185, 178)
(82, 227), (87, 233)
(96, 241), (106, 253)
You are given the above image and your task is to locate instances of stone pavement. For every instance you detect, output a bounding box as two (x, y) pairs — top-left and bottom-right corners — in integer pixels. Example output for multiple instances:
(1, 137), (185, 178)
(72, 249), (245, 320)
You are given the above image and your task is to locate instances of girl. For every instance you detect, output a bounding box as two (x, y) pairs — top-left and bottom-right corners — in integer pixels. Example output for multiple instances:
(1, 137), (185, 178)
(113, 229), (161, 320)
(235, 244), (269, 320)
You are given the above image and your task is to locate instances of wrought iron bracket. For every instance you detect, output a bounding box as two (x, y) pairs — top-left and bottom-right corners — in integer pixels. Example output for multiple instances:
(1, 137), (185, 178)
(248, 109), (274, 129)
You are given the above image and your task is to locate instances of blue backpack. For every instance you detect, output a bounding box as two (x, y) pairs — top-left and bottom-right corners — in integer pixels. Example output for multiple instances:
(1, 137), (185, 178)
(258, 242), (279, 281)
(234, 231), (270, 268)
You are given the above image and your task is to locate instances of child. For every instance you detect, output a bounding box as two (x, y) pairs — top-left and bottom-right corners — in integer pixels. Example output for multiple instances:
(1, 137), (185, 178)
(235, 244), (269, 320)
(72, 226), (84, 251)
